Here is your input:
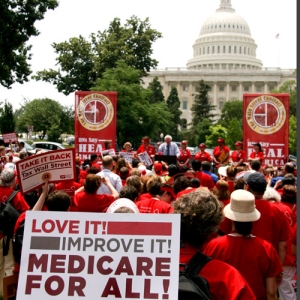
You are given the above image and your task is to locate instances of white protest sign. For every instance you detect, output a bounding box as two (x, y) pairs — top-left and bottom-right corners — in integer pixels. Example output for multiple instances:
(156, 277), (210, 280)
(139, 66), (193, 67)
(17, 212), (180, 300)
(119, 151), (135, 163)
(101, 148), (116, 157)
(2, 132), (18, 143)
(137, 151), (153, 166)
(16, 148), (76, 194)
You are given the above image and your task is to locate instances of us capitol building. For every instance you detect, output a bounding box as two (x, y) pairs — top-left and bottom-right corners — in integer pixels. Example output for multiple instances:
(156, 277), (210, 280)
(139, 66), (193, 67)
(142, 0), (296, 126)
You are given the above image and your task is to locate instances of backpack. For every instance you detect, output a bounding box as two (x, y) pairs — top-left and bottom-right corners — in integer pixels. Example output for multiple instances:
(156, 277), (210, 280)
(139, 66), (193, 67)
(0, 190), (20, 255)
(179, 252), (212, 300)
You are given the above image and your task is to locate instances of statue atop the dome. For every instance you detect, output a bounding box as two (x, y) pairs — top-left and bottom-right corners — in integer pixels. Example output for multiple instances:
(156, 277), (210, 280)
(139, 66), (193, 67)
(218, 0), (235, 12)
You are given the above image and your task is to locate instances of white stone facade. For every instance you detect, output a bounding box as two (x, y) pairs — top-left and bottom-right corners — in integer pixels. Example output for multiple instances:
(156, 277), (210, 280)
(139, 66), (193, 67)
(142, 0), (296, 126)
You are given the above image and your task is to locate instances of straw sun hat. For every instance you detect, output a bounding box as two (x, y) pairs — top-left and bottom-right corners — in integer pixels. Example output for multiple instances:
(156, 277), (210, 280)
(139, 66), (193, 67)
(224, 189), (261, 222)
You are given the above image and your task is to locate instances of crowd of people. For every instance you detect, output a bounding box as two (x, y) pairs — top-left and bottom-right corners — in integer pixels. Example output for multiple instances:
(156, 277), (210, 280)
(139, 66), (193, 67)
(0, 134), (297, 299)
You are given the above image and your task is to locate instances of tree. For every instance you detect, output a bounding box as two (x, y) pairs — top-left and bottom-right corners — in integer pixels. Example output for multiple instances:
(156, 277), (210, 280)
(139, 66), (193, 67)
(289, 116), (297, 156)
(271, 80), (296, 117)
(166, 87), (182, 140)
(0, 100), (15, 134)
(226, 118), (243, 149)
(205, 124), (227, 148)
(146, 77), (165, 103)
(190, 80), (217, 126)
(91, 61), (173, 147)
(218, 100), (243, 128)
(33, 16), (162, 95)
(16, 98), (72, 142)
(0, 0), (59, 88)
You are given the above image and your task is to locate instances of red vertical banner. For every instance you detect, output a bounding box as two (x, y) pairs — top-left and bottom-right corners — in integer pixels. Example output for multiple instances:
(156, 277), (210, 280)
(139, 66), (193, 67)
(75, 91), (117, 160)
(243, 94), (290, 166)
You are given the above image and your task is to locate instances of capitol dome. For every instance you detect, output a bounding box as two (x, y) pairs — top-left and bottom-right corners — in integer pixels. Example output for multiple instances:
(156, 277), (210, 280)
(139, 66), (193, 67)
(187, 0), (262, 70)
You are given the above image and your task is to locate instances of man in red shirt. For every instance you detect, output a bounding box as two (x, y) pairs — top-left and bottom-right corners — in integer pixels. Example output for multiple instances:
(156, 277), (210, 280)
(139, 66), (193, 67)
(219, 172), (290, 270)
(213, 138), (230, 169)
(193, 143), (212, 163)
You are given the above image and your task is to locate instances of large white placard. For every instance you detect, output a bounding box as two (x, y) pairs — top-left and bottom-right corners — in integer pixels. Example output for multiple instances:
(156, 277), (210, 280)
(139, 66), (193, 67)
(17, 212), (180, 300)
(16, 148), (76, 193)
(137, 151), (152, 166)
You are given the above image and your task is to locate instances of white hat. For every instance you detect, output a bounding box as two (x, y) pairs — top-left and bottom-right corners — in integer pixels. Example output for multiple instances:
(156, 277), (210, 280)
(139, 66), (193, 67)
(218, 166), (228, 177)
(106, 198), (139, 213)
(224, 189), (261, 222)
(4, 162), (16, 170)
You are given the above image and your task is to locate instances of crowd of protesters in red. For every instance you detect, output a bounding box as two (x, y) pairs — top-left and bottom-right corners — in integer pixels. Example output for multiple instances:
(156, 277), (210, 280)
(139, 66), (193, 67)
(0, 135), (297, 299)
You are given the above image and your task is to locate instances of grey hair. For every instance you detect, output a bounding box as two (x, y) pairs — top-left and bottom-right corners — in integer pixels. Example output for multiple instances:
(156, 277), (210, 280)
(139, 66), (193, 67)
(262, 186), (281, 203)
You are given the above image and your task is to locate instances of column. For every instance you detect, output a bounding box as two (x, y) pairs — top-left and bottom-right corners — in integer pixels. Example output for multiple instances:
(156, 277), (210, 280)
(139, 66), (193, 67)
(226, 82), (230, 101)
(251, 82), (255, 93)
(264, 82), (268, 93)
(213, 82), (217, 106)
(164, 81), (169, 100)
(239, 82), (243, 100)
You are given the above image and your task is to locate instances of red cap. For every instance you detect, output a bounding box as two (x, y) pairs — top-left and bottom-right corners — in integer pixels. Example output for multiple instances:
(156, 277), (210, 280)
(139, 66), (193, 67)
(199, 143), (206, 148)
(160, 184), (176, 200)
(217, 138), (224, 143)
(154, 162), (163, 175)
(181, 140), (187, 145)
(235, 141), (243, 146)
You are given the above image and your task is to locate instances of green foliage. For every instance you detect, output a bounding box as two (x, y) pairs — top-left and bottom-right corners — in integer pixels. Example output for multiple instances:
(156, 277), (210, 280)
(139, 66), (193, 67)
(146, 77), (164, 103)
(0, 100), (15, 133)
(91, 61), (172, 147)
(16, 98), (72, 142)
(33, 16), (162, 95)
(218, 100), (243, 128)
(190, 80), (217, 126)
(0, 0), (59, 87)
(289, 115), (297, 155)
(166, 87), (182, 140)
(183, 118), (212, 146)
(226, 118), (243, 148)
(271, 80), (297, 117)
(33, 36), (96, 95)
(205, 125), (227, 148)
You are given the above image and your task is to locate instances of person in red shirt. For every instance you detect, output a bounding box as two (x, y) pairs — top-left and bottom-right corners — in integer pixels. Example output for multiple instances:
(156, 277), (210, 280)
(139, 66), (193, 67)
(212, 179), (230, 207)
(74, 174), (118, 212)
(136, 177), (173, 213)
(219, 172), (290, 271)
(248, 142), (264, 164)
(205, 189), (283, 300)
(193, 143), (212, 163)
(191, 159), (214, 190)
(173, 190), (256, 299)
(230, 141), (246, 166)
(136, 136), (156, 158)
(177, 140), (191, 170)
(212, 138), (230, 168)
(0, 168), (30, 296)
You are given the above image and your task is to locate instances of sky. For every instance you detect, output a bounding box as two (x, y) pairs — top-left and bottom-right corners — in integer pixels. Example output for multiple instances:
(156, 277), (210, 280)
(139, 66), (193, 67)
(0, 0), (296, 111)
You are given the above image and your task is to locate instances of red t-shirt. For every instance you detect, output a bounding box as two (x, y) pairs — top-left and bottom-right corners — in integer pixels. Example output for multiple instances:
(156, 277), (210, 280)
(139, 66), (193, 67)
(136, 198), (173, 214)
(0, 187), (29, 213)
(180, 243), (256, 299)
(136, 144), (156, 156)
(204, 235), (283, 300)
(249, 151), (264, 162)
(136, 193), (152, 202)
(219, 198), (291, 252)
(195, 171), (214, 190)
(73, 191), (115, 213)
(194, 151), (212, 163)
(53, 180), (81, 204)
(178, 149), (191, 168)
(176, 188), (198, 199)
(231, 150), (246, 163)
